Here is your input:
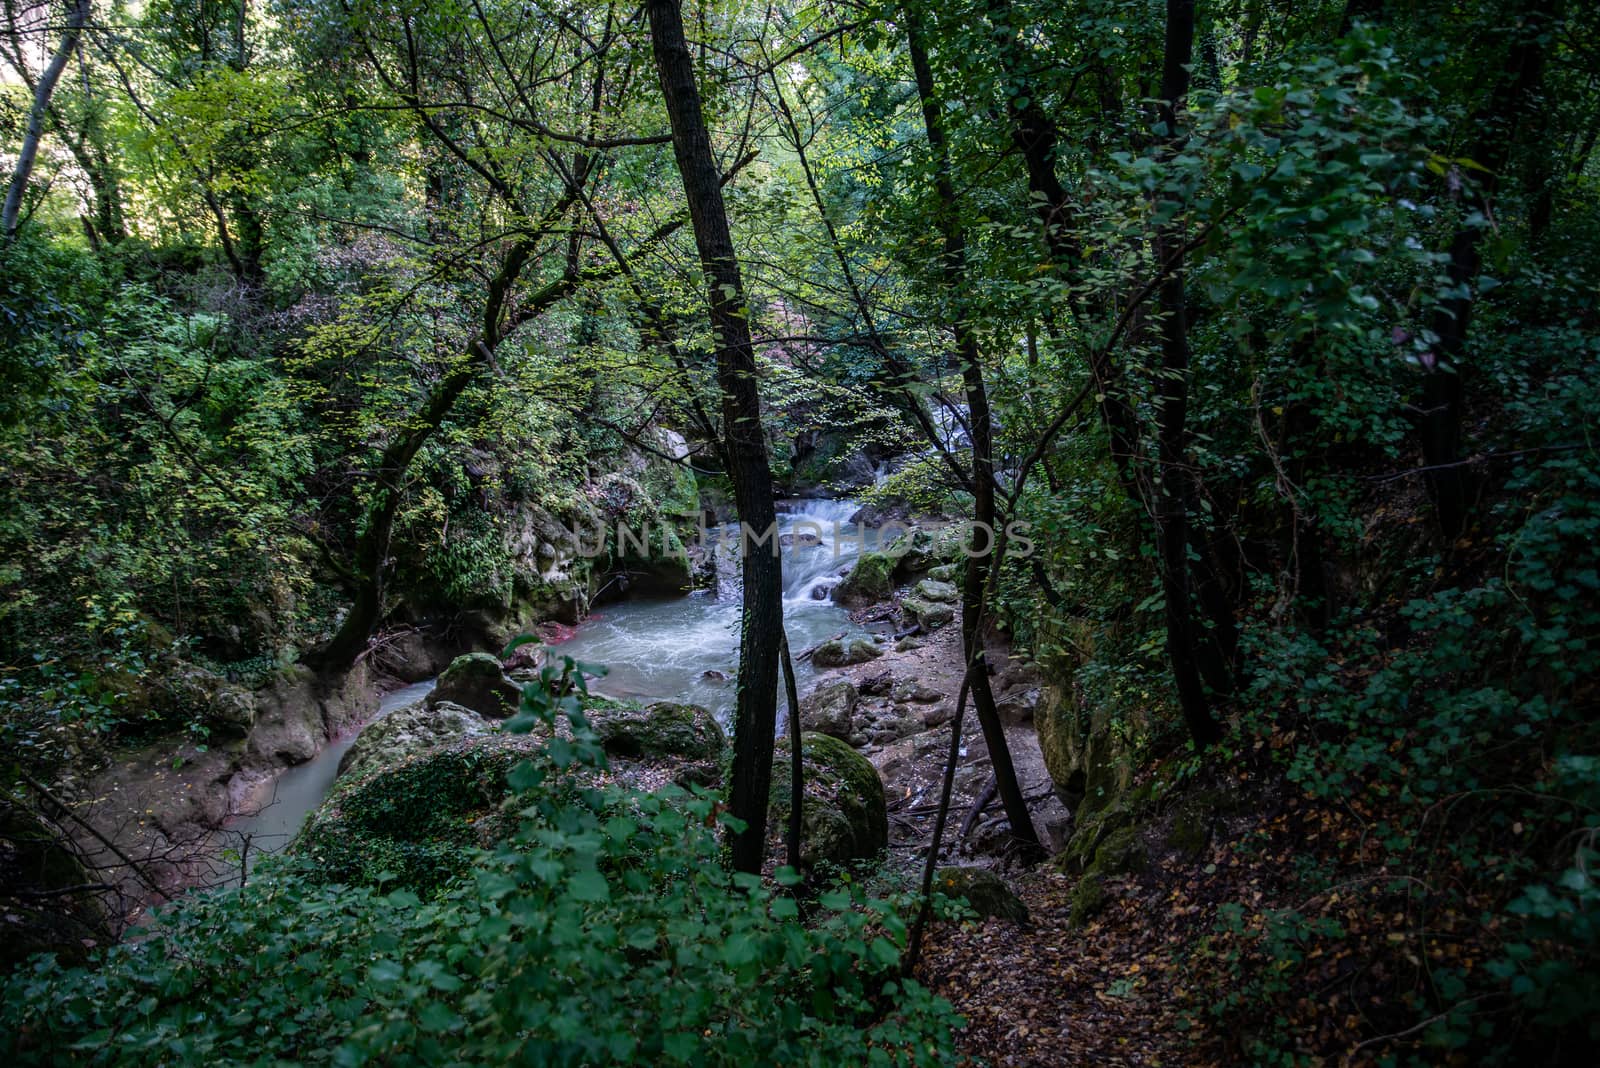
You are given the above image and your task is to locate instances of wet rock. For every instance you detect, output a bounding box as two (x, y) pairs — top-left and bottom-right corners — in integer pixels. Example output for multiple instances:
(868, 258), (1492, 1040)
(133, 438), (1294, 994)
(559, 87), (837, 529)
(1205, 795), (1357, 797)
(428, 653), (521, 719)
(812, 637), (884, 668)
(770, 732), (888, 868)
(809, 584), (832, 600)
(894, 636), (923, 653)
(913, 578), (959, 604)
(700, 669), (729, 681)
(801, 680), (859, 740)
(893, 679), (944, 704)
(933, 867), (1029, 924)
(920, 702), (956, 728)
(339, 699), (492, 781)
(780, 531), (823, 549)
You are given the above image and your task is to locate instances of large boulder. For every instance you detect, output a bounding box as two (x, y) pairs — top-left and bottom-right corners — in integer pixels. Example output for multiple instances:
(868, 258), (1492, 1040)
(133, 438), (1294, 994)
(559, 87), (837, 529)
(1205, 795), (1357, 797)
(339, 699), (493, 782)
(769, 732), (888, 868)
(428, 653), (521, 719)
(811, 636), (884, 668)
(800, 680), (858, 739)
(297, 742), (528, 893)
(833, 551), (895, 607)
(587, 701), (725, 762)
(933, 867), (1029, 924)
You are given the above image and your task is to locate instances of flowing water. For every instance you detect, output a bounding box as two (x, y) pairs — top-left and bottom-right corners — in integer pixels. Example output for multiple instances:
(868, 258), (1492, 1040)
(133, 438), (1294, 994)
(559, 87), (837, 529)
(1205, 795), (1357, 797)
(224, 499), (877, 863)
(556, 498), (882, 724)
(227, 679), (436, 867)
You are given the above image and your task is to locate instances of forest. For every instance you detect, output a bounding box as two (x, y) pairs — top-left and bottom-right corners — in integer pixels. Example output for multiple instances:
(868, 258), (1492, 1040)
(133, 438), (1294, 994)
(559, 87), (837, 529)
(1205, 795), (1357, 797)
(1, 0), (1597, 1063)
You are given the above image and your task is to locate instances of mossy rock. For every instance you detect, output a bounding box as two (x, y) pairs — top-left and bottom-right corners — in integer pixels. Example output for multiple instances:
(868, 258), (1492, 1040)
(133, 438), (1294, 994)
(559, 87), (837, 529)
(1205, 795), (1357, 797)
(588, 701), (725, 762)
(812, 637), (884, 668)
(833, 551), (895, 607)
(933, 867), (1029, 924)
(1068, 874), (1106, 927)
(339, 698), (494, 781)
(429, 653), (520, 719)
(927, 563), (959, 584)
(1051, 800), (1136, 875)
(297, 742), (531, 892)
(769, 732), (887, 868)
(1165, 803), (1211, 857)
(900, 596), (955, 631)
(1086, 824), (1147, 877)
(1034, 684), (1137, 813)
(884, 524), (967, 577)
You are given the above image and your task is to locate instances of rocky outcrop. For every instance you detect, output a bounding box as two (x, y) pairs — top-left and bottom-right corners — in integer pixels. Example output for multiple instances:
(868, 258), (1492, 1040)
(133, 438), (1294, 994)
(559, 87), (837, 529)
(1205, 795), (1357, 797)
(770, 732), (888, 869)
(247, 662), (378, 767)
(427, 653), (520, 719)
(338, 699), (494, 781)
(884, 524), (967, 578)
(1034, 684), (1139, 813)
(800, 680), (858, 739)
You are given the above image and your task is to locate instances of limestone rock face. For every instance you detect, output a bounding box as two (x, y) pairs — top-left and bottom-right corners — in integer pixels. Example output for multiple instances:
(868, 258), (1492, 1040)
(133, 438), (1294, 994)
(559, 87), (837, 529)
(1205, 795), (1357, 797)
(1034, 684), (1140, 813)
(428, 653), (521, 719)
(933, 867), (1029, 924)
(588, 701), (725, 762)
(339, 699), (492, 782)
(769, 732), (888, 868)
(246, 663), (377, 768)
(801, 680), (859, 740)
(811, 636), (884, 668)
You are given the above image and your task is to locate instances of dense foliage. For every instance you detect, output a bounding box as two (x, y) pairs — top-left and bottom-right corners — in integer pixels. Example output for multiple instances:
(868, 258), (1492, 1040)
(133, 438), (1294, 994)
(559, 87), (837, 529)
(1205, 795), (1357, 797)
(1, 660), (963, 1064)
(4, 0), (1599, 1061)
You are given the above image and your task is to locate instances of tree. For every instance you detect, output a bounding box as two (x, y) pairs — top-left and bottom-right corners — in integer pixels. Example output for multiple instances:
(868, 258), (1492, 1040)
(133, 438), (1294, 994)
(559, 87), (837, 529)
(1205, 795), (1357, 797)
(904, 4), (1043, 853)
(648, 0), (784, 873)
(1, 0), (90, 242)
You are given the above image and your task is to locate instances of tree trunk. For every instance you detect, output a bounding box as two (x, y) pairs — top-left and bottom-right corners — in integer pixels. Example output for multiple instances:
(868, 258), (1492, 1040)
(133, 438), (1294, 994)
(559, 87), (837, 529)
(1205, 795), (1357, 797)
(907, 9), (1043, 856)
(2, 0), (90, 242)
(1420, 0), (1554, 540)
(649, 0), (783, 875)
(1154, 0), (1223, 747)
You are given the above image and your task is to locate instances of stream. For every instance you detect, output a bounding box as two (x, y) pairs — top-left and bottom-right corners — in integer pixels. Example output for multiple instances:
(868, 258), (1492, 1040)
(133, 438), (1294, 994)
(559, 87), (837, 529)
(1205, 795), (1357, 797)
(228, 498), (881, 867)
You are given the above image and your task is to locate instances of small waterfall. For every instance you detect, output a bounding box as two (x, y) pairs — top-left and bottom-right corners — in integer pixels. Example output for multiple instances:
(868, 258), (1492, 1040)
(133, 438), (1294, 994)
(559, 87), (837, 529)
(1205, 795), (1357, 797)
(776, 499), (866, 603)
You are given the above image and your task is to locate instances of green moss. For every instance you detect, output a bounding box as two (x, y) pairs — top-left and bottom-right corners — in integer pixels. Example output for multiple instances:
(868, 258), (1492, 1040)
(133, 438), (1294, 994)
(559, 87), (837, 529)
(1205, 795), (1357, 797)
(1068, 874), (1106, 927)
(1165, 803), (1210, 857)
(589, 701), (725, 762)
(834, 551), (895, 606)
(933, 867), (1029, 924)
(296, 743), (529, 892)
(770, 732), (887, 868)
